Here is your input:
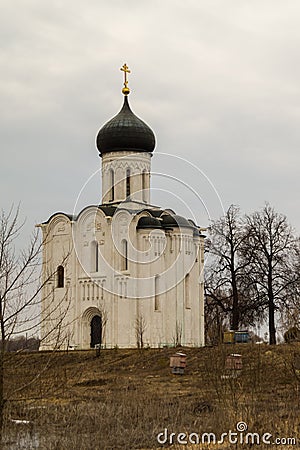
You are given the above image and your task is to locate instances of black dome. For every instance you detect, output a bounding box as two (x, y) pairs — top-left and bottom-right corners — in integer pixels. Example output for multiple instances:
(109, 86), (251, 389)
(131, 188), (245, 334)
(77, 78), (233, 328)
(161, 214), (194, 229)
(96, 96), (156, 156)
(137, 216), (162, 229)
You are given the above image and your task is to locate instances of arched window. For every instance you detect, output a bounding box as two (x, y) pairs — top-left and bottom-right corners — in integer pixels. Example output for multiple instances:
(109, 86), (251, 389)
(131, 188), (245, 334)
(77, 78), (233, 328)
(185, 273), (191, 309)
(142, 170), (147, 202)
(121, 239), (128, 271)
(109, 169), (115, 202)
(154, 274), (160, 311)
(126, 168), (131, 198)
(57, 266), (64, 288)
(91, 241), (99, 272)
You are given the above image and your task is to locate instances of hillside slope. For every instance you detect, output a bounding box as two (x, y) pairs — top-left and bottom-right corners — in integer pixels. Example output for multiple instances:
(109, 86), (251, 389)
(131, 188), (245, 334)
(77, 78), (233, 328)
(3, 344), (300, 449)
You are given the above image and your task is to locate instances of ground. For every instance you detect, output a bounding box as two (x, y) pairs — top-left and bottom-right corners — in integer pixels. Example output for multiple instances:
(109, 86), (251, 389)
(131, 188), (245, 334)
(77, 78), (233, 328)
(3, 344), (300, 449)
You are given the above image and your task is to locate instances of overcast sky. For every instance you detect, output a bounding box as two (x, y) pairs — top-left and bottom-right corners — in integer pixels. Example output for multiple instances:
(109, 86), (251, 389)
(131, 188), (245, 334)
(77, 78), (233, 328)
(1, 0), (300, 237)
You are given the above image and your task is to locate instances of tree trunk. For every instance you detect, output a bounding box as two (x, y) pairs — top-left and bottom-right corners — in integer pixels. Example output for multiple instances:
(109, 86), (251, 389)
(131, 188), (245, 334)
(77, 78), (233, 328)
(0, 351), (4, 443)
(268, 273), (276, 345)
(268, 300), (276, 345)
(231, 273), (239, 331)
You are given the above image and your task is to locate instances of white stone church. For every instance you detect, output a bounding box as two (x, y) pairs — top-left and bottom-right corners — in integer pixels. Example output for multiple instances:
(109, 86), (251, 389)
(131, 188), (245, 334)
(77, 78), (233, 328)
(38, 65), (205, 350)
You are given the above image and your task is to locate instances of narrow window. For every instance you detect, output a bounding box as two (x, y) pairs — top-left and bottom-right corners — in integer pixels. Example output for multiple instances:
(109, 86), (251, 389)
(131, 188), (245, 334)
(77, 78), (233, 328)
(95, 242), (99, 272)
(91, 241), (99, 272)
(57, 266), (64, 288)
(185, 274), (191, 309)
(154, 274), (160, 311)
(142, 170), (147, 202)
(121, 239), (128, 271)
(110, 169), (115, 202)
(126, 168), (131, 198)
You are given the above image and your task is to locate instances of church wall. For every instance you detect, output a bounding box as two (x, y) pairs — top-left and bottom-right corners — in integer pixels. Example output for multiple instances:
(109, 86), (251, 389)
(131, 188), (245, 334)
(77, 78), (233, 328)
(39, 215), (75, 350)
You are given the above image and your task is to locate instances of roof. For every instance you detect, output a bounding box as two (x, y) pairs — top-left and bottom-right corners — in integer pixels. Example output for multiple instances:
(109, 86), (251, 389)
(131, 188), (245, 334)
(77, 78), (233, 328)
(96, 96), (156, 156)
(42, 204), (202, 235)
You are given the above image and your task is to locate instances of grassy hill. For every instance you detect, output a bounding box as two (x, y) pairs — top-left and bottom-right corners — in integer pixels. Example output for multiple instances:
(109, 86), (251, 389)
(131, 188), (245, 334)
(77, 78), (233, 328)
(3, 344), (300, 449)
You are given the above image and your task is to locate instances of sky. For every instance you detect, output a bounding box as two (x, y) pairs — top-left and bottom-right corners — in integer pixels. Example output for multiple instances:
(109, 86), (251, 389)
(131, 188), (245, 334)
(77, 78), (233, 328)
(1, 0), (300, 238)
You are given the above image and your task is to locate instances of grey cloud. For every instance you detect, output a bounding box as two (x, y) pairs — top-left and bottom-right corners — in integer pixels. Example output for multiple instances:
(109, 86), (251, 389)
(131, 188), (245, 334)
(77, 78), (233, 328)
(1, 0), (299, 236)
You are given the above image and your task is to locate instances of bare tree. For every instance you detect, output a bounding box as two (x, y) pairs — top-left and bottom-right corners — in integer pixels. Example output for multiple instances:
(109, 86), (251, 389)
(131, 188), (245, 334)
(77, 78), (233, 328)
(281, 237), (300, 332)
(243, 203), (299, 345)
(0, 206), (70, 439)
(135, 314), (147, 349)
(94, 303), (108, 356)
(205, 295), (229, 345)
(99, 304), (108, 349)
(173, 321), (182, 347)
(205, 205), (260, 330)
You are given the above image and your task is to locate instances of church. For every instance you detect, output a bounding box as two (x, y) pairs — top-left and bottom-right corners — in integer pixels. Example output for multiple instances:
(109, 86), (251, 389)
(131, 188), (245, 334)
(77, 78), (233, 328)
(38, 65), (205, 350)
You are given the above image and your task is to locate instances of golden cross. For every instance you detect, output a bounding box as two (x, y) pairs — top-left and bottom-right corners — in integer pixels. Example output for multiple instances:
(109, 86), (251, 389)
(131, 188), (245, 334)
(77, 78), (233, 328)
(120, 63), (131, 94)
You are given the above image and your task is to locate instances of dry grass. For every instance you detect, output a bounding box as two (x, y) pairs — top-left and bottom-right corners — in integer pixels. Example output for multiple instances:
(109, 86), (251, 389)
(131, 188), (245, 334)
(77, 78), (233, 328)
(2, 344), (300, 449)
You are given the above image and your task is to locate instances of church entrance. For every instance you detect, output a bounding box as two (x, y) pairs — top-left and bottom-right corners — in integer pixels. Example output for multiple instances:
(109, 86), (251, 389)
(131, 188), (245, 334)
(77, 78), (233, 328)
(90, 315), (102, 348)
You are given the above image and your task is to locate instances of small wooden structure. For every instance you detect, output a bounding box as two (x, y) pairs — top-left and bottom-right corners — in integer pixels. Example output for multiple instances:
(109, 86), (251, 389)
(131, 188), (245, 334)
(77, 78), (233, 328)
(224, 330), (249, 344)
(225, 353), (243, 370)
(170, 352), (187, 375)
(223, 331), (235, 344)
(235, 331), (249, 343)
